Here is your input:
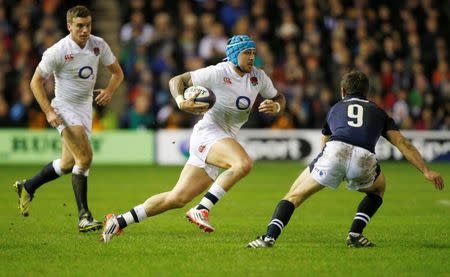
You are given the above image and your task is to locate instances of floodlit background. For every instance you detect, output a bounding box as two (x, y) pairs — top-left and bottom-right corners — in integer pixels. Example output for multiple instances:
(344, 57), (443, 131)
(1, 0), (449, 130)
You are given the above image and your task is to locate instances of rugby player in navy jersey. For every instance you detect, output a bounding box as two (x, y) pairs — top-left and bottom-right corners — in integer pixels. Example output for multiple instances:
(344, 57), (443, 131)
(248, 70), (444, 248)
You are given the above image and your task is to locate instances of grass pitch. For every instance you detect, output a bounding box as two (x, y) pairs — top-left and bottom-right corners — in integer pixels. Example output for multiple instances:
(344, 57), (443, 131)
(1, 162), (449, 276)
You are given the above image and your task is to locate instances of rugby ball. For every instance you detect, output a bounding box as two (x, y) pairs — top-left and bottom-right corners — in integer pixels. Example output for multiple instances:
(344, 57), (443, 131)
(183, 85), (216, 109)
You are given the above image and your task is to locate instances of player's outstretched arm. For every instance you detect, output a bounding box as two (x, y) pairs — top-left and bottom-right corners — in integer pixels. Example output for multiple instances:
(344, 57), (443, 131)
(94, 60), (124, 106)
(169, 72), (208, 114)
(386, 130), (444, 190)
(258, 92), (286, 115)
(30, 69), (62, 128)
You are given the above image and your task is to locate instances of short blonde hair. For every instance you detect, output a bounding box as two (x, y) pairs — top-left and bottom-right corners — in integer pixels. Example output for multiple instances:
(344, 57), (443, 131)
(66, 6), (91, 23)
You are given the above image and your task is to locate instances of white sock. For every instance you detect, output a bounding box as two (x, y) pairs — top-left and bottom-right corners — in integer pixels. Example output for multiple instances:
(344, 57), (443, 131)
(52, 159), (64, 176)
(134, 204), (147, 221)
(198, 183), (226, 210)
(72, 165), (89, 176)
(122, 204), (147, 226)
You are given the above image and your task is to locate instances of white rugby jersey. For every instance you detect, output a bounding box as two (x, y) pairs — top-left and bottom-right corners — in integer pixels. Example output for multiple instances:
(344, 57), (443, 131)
(38, 34), (116, 104)
(191, 62), (277, 136)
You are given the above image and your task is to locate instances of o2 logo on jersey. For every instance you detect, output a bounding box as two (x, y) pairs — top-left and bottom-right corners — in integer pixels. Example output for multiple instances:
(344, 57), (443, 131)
(78, 66), (94, 80)
(235, 96), (251, 110)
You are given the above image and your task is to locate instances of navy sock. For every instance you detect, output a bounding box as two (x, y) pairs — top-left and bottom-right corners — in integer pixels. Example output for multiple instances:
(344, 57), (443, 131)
(72, 174), (89, 218)
(117, 215), (128, 229)
(266, 200), (295, 240)
(24, 162), (60, 195)
(197, 204), (208, 210)
(349, 193), (383, 234)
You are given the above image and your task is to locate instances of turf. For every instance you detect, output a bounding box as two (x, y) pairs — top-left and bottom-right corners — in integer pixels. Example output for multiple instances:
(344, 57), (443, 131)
(1, 162), (449, 276)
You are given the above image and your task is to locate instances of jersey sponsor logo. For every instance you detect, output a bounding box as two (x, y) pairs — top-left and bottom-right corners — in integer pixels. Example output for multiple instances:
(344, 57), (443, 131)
(223, 77), (232, 85)
(250, 76), (258, 86)
(198, 144), (206, 153)
(235, 96), (251, 110)
(64, 54), (74, 62)
(313, 167), (327, 177)
(93, 47), (100, 56)
(78, 66), (94, 79)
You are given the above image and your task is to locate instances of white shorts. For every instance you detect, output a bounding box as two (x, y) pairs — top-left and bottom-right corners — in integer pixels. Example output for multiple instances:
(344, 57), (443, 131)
(309, 141), (380, 190)
(186, 121), (231, 180)
(51, 99), (92, 138)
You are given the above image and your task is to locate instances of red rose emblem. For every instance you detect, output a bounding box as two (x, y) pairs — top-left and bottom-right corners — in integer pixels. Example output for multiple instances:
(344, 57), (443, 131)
(198, 145), (206, 153)
(223, 77), (232, 85)
(250, 76), (258, 86)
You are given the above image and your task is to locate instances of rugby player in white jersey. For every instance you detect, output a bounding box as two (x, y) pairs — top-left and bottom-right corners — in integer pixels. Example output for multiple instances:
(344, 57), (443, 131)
(14, 6), (124, 232)
(102, 35), (285, 242)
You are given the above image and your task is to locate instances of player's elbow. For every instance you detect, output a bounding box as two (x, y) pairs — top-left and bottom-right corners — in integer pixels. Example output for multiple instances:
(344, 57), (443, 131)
(168, 75), (181, 88)
(30, 76), (41, 92)
(395, 137), (415, 154)
(116, 68), (124, 83)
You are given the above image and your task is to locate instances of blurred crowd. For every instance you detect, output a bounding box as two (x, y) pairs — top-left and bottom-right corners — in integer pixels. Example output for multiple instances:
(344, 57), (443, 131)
(1, 0), (449, 131)
(0, 0), (90, 128)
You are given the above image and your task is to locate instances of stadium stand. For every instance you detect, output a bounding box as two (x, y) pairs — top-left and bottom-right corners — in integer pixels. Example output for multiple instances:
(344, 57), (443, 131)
(1, 0), (449, 130)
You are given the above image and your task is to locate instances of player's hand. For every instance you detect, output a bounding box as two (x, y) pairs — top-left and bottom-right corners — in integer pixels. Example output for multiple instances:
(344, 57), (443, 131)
(424, 169), (444, 190)
(94, 89), (113, 106)
(179, 91), (209, 115)
(258, 99), (281, 114)
(46, 109), (63, 128)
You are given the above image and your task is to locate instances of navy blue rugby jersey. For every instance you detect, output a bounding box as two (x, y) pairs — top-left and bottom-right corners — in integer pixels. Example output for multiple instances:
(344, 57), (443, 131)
(322, 95), (399, 153)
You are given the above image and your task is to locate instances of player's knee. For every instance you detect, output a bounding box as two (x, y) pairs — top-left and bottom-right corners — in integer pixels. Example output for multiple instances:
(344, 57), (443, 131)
(372, 187), (385, 198)
(59, 160), (74, 174)
(243, 157), (253, 173)
(85, 154), (93, 167)
(372, 177), (386, 197)
(60, 166), (73, 174)
(378, 184), (385, 196)
(76, 155), (92, 169)
(234, 157), (253, 176)
(372, 173), (386, 197)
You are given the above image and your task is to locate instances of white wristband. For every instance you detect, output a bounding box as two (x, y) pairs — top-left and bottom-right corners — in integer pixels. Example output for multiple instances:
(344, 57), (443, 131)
(274, 102), (281, 113)
(175, 95), (184, 108)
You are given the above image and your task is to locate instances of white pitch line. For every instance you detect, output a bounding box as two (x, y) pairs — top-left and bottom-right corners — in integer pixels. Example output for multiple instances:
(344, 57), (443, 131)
(437, 200), (450, 206)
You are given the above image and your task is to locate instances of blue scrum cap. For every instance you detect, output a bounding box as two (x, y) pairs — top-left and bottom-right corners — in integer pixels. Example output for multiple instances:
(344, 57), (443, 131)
(225, 35), (256, 66)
